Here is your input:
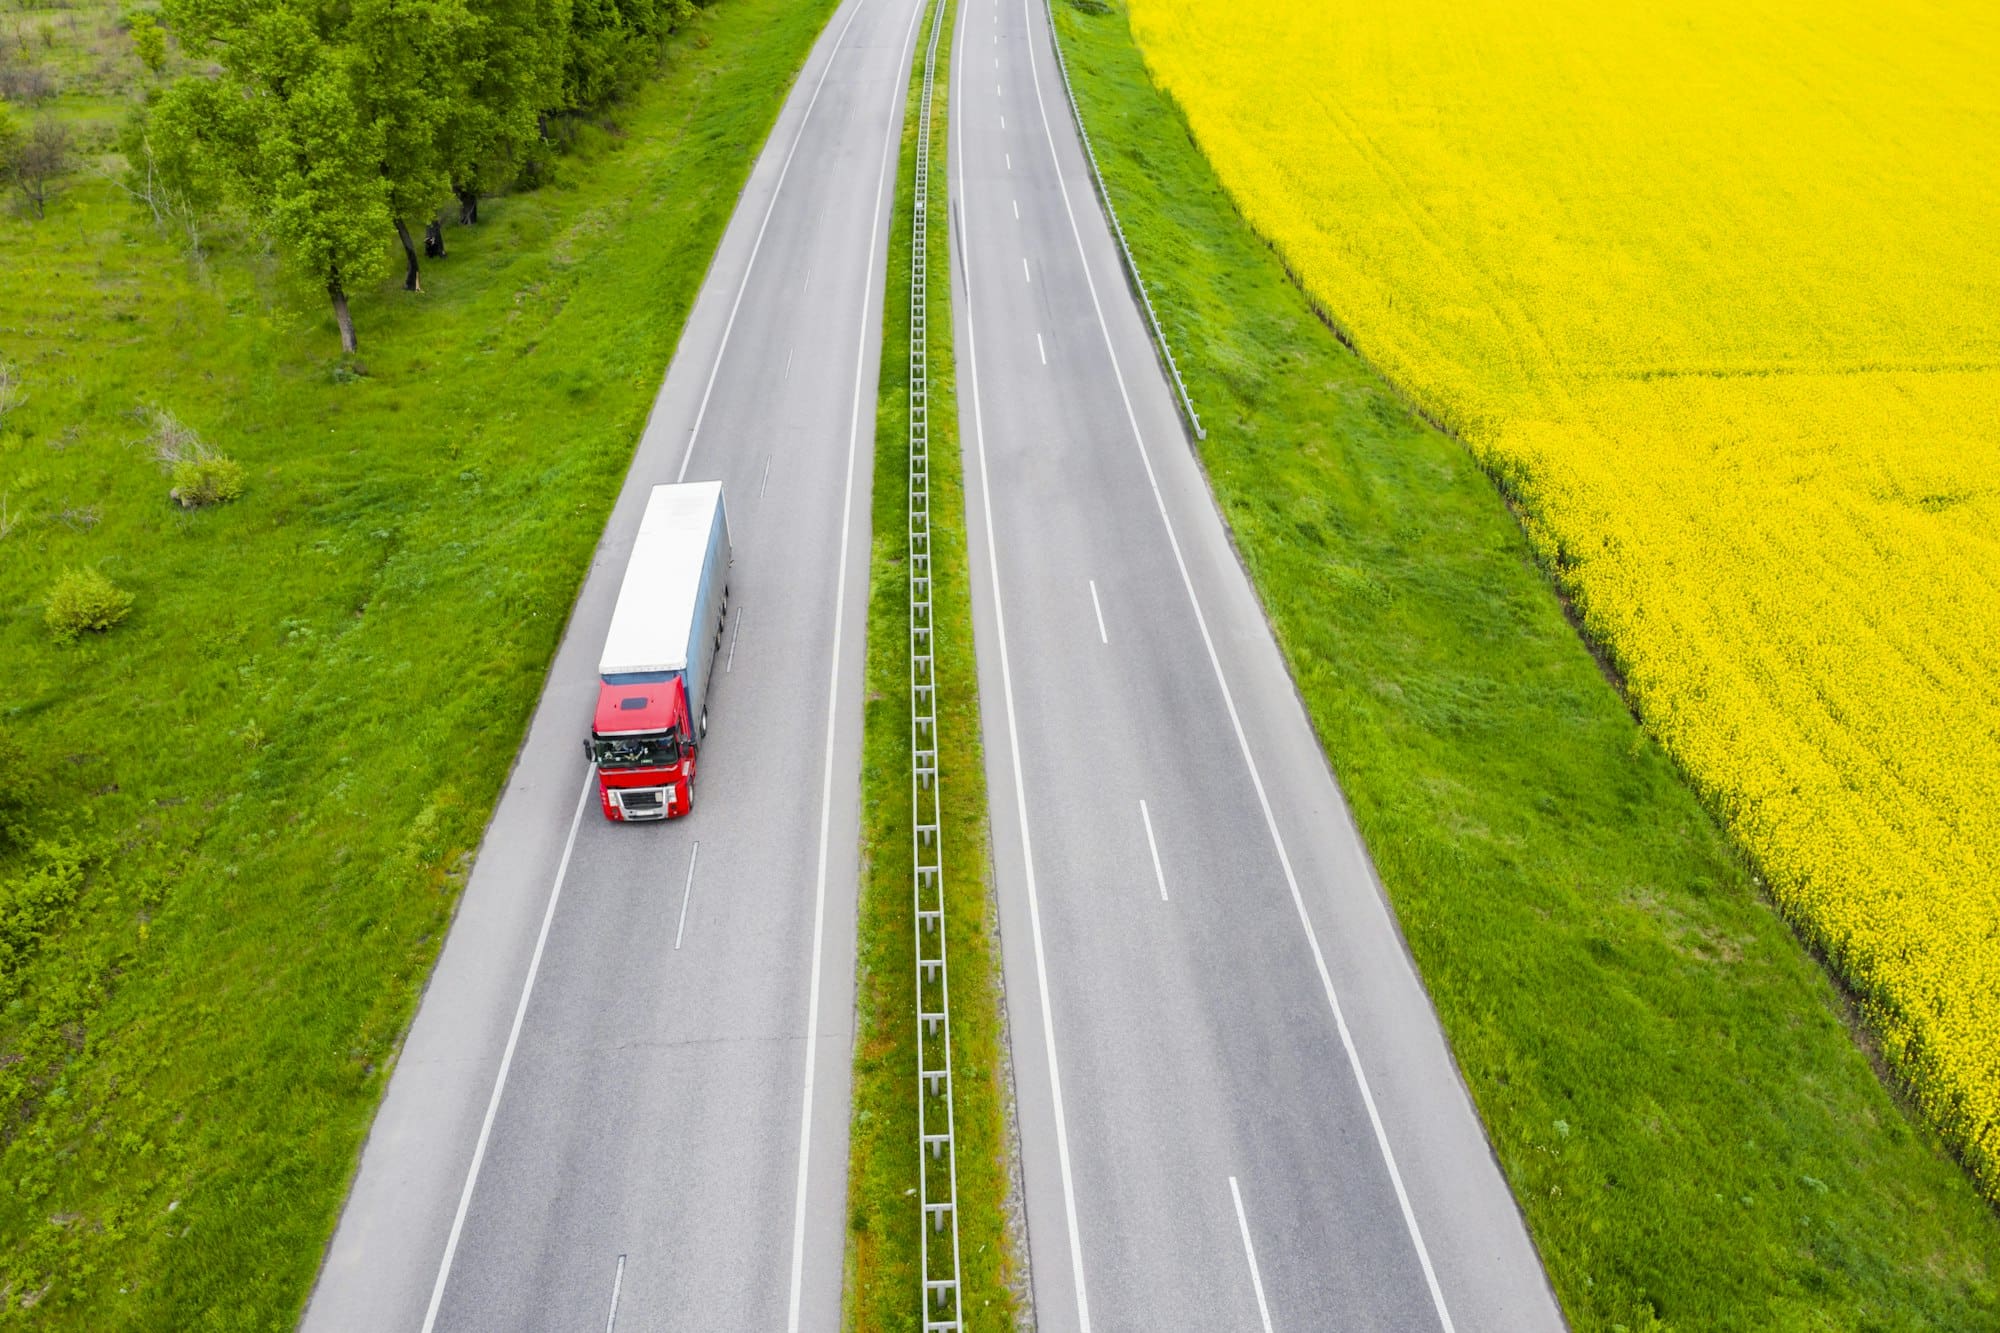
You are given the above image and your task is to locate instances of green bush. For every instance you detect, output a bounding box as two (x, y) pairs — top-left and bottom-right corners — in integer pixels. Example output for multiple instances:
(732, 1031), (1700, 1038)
(169, 453), (245, 507)
(147, 407), (244, 508)
(44, 567), (135, 642)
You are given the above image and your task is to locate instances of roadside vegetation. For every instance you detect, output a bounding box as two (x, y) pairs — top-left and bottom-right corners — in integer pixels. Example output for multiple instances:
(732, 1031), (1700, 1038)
(1, 0), (714, 351)
(0, 0), (833, 1319)
(843, 0), (1022, 1325)
(1123, 0), (2000, 1209)
(1048, 0), (2000, 1326)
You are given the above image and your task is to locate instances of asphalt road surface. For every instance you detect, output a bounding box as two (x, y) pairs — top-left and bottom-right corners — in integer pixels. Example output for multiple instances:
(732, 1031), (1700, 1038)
(302, 0), (925, 1325)
(949, 0), (1568, 1328)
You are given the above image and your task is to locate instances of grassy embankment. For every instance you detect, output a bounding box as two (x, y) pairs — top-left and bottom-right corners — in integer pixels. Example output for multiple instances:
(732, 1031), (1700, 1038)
(1048, 0), (2000, 1327)
(0, 0), (834, 1322)
(843, 0), (1022, 1326)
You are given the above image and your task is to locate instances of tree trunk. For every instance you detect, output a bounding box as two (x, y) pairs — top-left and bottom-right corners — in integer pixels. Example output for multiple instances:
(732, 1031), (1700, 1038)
(393, 217), (422, 291)
(424, 217), (446, 258)
(328, 271), (358, 353)
(455, 185), (478, 226)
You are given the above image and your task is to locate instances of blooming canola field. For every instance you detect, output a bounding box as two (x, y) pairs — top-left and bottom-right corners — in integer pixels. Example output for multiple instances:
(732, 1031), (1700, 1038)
(1122, 0), (2000, 1193)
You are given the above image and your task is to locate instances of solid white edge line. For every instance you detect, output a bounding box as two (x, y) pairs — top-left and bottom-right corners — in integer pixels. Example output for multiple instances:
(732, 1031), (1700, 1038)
(1088, 577), (1107, 643)
(784, 0), (931, 1323)
(673, 841), (701, 950)
(1139, 799), (1167, 902)
(604, 1253), (627, 1333)
(1021, 0), (1456, 1327)
(421, 767), (597, 1333)
(1229, 1177), (1275, 1333)
(676, 0), (874, 483)
(955, 16), (1094, 1331)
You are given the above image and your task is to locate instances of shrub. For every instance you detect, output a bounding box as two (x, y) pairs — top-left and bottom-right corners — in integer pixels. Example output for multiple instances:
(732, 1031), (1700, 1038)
(170, 454), (244, 507)
(147, 407), (244, 507)
(45, 567), (135, 642)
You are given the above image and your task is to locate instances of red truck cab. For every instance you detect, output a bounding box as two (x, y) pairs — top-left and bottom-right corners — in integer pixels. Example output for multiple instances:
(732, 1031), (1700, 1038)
(589, 676), (697, 821)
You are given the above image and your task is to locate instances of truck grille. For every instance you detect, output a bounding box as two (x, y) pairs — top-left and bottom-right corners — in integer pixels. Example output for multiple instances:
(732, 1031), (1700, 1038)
(618, 788), (667, 820)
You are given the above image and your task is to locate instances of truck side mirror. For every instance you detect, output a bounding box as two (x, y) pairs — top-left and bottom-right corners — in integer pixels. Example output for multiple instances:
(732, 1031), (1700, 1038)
(582, 739), (594, 764)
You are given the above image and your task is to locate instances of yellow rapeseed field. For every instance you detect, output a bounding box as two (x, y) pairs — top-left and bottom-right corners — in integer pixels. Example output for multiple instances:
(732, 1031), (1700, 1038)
(1121, 0), (2000, 1194)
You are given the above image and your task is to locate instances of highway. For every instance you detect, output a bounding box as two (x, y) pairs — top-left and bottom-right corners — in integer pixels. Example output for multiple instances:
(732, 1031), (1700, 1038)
(301, 0), (925, 1325)
(948, 0), (1567, 1327)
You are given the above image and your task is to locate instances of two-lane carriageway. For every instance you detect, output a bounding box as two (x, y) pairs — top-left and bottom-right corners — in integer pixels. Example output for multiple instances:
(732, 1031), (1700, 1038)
(948, 0), (1568, 1327)
(303, 0), (926, 1325)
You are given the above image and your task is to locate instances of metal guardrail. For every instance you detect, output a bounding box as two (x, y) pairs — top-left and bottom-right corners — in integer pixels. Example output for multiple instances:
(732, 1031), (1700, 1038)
(1037, 0), (1205, 440)
(909, 0), (964, 1326)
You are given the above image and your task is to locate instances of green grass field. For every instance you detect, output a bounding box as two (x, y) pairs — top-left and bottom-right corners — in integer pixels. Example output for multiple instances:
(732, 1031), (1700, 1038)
(1048, 0), (2000, 1326)
(842, 0), (1023, 1325)
(0, 0), (834, 1322)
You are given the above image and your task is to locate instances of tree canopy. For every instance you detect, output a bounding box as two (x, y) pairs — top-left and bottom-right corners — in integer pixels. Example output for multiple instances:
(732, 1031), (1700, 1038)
(146, 0), (695, 348)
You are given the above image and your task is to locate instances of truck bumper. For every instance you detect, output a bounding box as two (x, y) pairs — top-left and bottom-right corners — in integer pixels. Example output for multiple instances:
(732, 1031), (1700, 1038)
(606, 784), (674, 821)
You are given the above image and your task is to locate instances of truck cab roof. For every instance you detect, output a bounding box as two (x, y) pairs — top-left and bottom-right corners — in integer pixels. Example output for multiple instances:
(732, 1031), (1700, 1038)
(592, 678), (682, 737)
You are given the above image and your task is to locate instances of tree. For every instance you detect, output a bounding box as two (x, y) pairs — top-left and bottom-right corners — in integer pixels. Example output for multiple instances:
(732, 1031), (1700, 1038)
(350, 0), (472, 292)
(436, 0), (567, 231)
(151, 6), (390, 350)
(6, 116), (70, 218)
(130, 12), (169, 76)
(117, 96), (220, 256)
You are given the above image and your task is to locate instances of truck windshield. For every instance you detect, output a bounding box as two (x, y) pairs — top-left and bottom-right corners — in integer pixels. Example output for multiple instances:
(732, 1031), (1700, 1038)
(592, 733), (680, 768)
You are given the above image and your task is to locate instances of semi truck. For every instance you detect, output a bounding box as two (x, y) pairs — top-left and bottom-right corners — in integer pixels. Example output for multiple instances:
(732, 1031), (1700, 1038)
(588, 481), (731, 821)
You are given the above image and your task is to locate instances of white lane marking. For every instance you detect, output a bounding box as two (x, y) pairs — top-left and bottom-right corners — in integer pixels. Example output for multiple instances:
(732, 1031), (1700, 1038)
(1013, 198), (1020, 220)
(786, 0), (929, 1323)
(1001, 114), (1006, 129)
(803, 267), (812, 293)
(674, 841), (701, 950)
(1023, 256), (1032, 284)
(1005, 151), (1012, 170)
(1140, 800), (1167, 902)
(760, 454), (773, 498)
(786, 345), (794, 379)
(1036, 332), (1047, 364)
(727, 607), (745, 672)
(674, 0), (873, 483)
(1230, 1178), (1275, 1333)
(421, 768), (596, 1332)
(1088, 578), (1107, 643)
(604, 1254), (627, 1333)
(1021, 2), (1455, 1325)
(954, 25), (1093, 1332)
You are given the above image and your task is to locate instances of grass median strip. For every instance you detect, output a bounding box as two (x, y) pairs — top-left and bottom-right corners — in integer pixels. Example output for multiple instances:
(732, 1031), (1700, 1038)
(0, 0), (834, 1321)
(1046, 0), (2000, 1326)
(843, 0), (1023, 1324)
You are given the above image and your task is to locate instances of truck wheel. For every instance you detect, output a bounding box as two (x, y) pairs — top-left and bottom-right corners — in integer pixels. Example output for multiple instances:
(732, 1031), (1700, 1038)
(682, 778), (695, 814)
(701, 707), (709, 739)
